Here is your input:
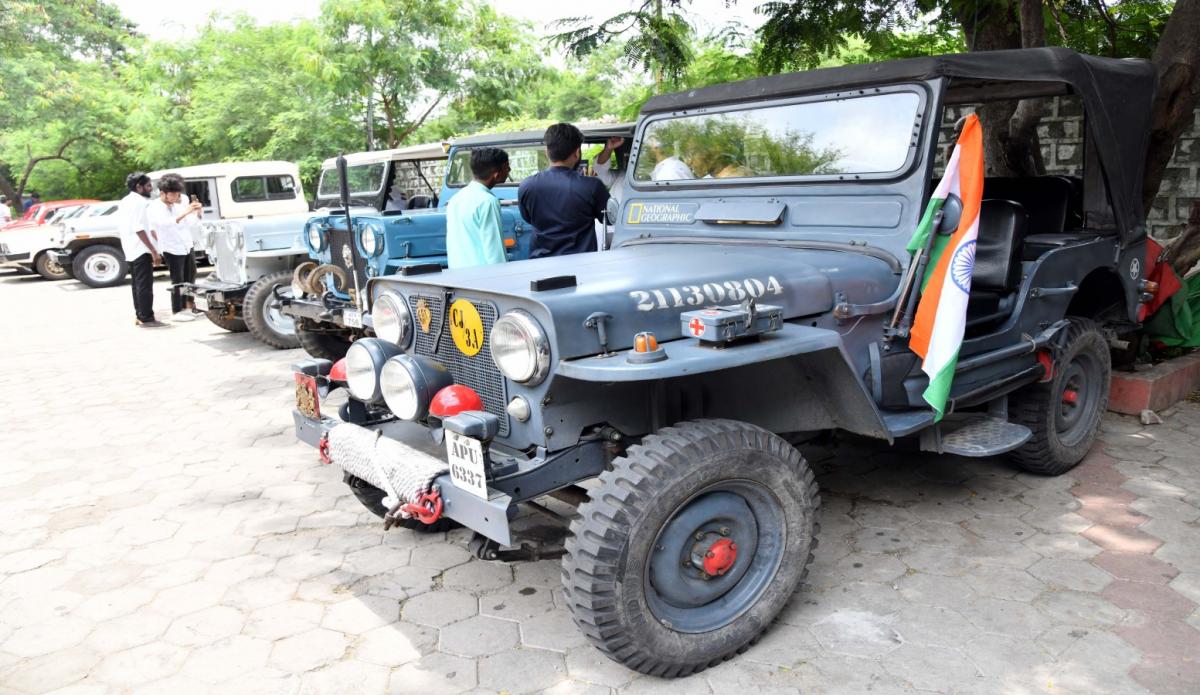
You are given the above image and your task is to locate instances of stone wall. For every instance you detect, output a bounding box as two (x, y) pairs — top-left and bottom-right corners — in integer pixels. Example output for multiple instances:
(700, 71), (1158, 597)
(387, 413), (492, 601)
(940, 98), (1199, 240)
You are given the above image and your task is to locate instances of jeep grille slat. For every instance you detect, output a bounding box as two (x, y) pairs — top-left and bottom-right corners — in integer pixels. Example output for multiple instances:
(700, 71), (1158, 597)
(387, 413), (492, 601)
(408, 294), (510, 436)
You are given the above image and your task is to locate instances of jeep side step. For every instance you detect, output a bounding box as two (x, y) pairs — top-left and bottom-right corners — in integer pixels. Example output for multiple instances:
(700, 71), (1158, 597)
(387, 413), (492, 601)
(919, 414), (1032, 457)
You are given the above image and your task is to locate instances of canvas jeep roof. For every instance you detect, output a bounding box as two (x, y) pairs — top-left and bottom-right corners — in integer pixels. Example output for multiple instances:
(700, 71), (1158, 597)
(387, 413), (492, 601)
(148, 160), (301, 181)
(321, 142), (450, 170)
(642, 47), (1155, 238)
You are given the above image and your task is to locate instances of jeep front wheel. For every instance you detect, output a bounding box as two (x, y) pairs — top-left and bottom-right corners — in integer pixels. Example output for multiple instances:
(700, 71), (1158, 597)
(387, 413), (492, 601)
(244, 270), (300, 349)
(72, 245), (128, 288)
(34, 253), (68, 281)
(1008, 317), (1110, 475)
(562, 419), (820, 677)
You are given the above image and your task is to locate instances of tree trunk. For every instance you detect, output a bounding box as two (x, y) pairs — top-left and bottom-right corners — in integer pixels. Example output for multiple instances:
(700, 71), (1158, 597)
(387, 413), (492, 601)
(1163, 200), (1200, 276)
(1143, 0), (1200, 214)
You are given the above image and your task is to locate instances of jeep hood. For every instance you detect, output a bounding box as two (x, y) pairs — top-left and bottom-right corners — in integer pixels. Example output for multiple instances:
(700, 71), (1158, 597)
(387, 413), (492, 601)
(395, 242), (900, 358)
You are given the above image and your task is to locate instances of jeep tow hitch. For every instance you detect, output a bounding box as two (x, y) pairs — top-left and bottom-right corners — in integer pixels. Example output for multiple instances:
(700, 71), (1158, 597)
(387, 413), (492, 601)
(384, 488), (444, 529)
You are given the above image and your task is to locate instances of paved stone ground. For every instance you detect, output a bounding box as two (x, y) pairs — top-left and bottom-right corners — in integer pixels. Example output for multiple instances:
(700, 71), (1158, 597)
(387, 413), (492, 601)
(2, 267), (1200, 695)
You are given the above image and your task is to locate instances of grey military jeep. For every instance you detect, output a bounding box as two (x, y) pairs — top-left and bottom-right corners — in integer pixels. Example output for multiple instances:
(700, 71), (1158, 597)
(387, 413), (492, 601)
(291, 48), (1155, 675)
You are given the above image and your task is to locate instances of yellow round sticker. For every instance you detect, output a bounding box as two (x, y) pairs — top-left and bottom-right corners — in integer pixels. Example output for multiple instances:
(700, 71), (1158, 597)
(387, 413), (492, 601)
(449, 299), (485, 356)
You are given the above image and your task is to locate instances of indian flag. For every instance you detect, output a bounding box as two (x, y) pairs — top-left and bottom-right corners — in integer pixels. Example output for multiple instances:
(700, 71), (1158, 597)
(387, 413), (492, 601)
(907, 114), (984, 420)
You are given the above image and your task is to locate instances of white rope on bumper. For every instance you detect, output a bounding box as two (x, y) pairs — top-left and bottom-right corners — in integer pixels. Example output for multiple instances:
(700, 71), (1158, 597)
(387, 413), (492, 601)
(327, 422), (450, 516)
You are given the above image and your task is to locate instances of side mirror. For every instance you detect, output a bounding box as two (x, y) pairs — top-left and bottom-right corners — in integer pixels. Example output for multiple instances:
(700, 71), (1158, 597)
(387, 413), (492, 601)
(604, 197), (619, 226)
(937, 194), (962, 235)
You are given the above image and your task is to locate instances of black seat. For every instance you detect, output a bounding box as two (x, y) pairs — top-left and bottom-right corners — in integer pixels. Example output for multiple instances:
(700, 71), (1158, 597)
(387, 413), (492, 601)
(983, 176), (1073, 236)
(966, 199), (1029, 328)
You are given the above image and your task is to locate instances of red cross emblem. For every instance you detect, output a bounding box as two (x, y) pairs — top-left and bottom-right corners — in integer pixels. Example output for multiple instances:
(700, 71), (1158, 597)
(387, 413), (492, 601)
(688, 318), (706, 337)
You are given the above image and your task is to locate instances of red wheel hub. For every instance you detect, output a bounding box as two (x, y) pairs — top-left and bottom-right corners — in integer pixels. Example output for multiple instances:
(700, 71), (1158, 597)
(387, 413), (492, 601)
(1062, 388), (1079, 405)
(702, 538), (738, 576)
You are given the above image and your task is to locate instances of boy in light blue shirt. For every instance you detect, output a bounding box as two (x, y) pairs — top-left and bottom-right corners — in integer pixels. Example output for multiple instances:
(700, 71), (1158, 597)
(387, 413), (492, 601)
(446, 147), (511, 268)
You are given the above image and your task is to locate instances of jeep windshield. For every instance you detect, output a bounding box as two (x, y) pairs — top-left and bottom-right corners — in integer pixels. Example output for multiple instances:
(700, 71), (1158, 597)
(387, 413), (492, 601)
(632, 91), (920, 183)
(445, 145), (549, 188)
(317, 162), (386, 199)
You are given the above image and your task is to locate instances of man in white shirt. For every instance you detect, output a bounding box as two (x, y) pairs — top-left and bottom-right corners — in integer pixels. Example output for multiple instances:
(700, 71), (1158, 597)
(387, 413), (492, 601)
(592, 137), (625, 251)
(119, 172), (165, 327)
(146, 173), (202, 321)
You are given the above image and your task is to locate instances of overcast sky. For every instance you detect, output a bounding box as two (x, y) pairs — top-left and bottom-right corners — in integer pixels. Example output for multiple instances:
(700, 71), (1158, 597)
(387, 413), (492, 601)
(113, 0), (767, 44)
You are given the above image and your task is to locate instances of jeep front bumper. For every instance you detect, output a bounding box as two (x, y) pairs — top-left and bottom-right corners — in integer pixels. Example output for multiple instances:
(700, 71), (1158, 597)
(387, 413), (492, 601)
(280, 294), (365, 330)
(292, 410), (517, 544)
(45, 248), (71, 265)
(178, 278), (250, 313)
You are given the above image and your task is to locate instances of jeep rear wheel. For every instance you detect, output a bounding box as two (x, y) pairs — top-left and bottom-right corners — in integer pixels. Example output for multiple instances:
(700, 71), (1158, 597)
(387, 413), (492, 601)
(73, 245), (127, 288)
(34, 253), (68, 281)
(297, 323), (353, 361)
(1008, 317), (1110, 475)
(562, 419), (819, 677)
(244, 270), (299, 349)
(205, 309), (247, 333)
(345, 475), (457, 532)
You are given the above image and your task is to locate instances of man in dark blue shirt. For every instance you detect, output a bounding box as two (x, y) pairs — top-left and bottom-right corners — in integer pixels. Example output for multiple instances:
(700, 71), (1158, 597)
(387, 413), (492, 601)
(518, 123), (609, 258)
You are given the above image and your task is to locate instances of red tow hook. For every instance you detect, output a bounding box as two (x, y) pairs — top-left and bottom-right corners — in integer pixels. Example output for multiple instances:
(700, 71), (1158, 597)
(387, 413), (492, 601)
(400, 488), (444, 525)
(702, 538), (738, 576)
(317, 435), (332, 464)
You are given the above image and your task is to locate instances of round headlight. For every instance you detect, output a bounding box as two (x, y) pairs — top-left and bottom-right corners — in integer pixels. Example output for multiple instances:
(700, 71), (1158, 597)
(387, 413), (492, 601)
(344, 339), (402, 403)
(344, 342), (379, 402)
(380, 358), (420, 419)
(380, 355), (453, 421)
(360, 226), (379, 256)
(307, 223), (324, 252)
(490, 310), (551, 385)
(373, 292), (411, 346)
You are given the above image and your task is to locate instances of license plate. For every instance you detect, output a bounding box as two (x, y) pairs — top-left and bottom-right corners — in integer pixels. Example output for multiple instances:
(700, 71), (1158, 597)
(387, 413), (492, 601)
(343, 308), (362, 328)
(446, 431), (487, 499)
(294, 372), (321, 420)
(194, 295), (209, 312)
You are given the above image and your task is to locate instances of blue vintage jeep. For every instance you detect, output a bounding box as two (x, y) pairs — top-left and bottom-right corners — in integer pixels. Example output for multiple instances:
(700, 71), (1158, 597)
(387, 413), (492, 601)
(284, 124), (636, 359)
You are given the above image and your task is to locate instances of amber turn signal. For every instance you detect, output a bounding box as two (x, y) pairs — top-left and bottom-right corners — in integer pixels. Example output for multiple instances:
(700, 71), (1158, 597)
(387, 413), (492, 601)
(634, 332), (658, 353)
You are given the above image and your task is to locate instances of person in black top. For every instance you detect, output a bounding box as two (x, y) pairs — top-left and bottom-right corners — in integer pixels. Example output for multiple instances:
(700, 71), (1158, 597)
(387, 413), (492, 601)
(518, 123), (610, 258)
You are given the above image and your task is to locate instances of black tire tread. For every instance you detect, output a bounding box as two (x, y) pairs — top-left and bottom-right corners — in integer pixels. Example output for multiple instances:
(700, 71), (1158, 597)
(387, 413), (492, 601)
(297, 323), (352, 361)
(561, 418), (820, 677)
(205, 310), (247, 333)
(243, 270), (300, 349)
(1008, 317), (1110, 475)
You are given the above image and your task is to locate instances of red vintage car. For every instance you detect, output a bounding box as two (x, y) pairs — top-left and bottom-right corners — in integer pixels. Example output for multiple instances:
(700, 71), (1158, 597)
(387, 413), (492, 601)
(1, 199), (100, 232)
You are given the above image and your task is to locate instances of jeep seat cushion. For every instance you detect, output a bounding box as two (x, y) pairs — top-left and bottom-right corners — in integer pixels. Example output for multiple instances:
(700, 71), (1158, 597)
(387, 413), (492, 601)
(972, 198), (1029, 292)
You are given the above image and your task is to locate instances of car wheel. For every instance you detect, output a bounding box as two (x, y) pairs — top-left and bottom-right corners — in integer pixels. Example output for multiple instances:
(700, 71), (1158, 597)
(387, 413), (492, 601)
(562, 419), (820, 677)
(243, 270), (300, 349)
(297, 322), (353, 361)
(346, 475), (458, 532)
(34, 252), (69, 281)
(204, 309), (248, 333)
(1008, 317), (1110, 475)
(72, 245), (128, 288)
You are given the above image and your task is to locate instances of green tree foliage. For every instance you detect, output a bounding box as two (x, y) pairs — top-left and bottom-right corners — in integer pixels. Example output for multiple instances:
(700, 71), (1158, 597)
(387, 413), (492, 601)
(313, 0), (466, 149)
(124, 15), (361, 194)
(0, 0), (136, 207)
(550, 1), (697, 87)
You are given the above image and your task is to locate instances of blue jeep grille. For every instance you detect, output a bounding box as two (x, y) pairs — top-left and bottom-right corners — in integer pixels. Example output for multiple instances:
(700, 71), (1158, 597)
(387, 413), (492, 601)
(408, 294), (509, 436)
(328, 228), (368, 292)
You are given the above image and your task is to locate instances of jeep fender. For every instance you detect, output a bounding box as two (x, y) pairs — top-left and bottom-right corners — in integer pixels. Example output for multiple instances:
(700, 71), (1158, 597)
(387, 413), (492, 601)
(547, 323), (890, 444)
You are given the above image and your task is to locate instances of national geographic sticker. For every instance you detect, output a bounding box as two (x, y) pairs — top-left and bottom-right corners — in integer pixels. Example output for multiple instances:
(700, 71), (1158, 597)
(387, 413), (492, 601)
(626, 201), (698, 225)
(449, 299), (484, 356)
(415, 297), (432, 333)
